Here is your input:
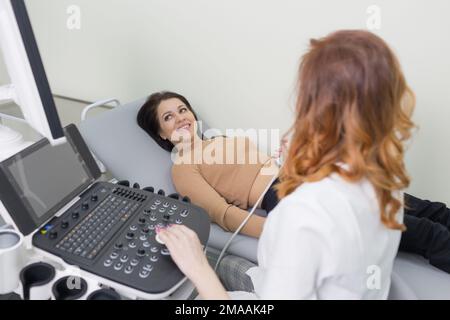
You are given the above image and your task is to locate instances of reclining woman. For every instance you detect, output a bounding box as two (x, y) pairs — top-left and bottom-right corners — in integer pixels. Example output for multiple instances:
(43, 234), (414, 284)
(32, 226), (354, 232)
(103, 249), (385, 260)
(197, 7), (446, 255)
(137, 35), (450, 277)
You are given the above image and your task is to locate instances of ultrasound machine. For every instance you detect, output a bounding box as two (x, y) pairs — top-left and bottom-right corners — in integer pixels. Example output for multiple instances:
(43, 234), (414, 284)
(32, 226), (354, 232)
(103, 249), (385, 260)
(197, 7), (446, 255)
(0, 0), (210, 299)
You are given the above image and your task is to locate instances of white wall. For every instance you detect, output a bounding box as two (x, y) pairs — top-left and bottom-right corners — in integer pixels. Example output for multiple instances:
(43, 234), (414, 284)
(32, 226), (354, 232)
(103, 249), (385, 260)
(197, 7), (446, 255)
(1, 0), (449, 203)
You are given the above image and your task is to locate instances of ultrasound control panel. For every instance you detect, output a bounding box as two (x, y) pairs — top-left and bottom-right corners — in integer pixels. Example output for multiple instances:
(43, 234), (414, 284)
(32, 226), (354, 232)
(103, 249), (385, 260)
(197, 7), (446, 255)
(32, 181), (211, 294)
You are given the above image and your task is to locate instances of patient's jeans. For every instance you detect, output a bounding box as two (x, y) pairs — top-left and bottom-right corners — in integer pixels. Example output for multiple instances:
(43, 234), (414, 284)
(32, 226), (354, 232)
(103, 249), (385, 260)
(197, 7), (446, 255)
(262, 180), (450, 274)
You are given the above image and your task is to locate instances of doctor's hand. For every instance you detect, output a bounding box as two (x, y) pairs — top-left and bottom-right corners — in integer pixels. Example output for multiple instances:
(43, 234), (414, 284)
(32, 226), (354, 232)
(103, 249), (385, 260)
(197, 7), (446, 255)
(272, 137), (288, 159)
(156, 224), (230, 299)
(156, 224), (210, 283)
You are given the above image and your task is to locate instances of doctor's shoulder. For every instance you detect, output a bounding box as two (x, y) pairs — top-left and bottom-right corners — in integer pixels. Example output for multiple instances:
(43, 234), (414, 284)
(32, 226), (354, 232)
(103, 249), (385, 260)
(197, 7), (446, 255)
(269, 176), (360, 232)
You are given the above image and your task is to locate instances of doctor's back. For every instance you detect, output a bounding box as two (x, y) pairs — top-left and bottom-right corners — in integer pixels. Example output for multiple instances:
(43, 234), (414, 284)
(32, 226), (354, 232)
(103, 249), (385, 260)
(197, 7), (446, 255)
(244, 30), (415, 300)
(251, 172), (403, 299)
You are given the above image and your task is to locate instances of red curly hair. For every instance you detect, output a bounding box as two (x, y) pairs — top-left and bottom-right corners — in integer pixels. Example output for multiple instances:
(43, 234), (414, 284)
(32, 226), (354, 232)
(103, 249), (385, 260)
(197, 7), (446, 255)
(277, 30), (415, 230)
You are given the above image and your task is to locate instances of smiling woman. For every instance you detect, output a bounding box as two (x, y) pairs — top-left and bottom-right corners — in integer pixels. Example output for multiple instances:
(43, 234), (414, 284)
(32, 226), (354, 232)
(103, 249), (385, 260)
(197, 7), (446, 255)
(137, 91), (199, 152)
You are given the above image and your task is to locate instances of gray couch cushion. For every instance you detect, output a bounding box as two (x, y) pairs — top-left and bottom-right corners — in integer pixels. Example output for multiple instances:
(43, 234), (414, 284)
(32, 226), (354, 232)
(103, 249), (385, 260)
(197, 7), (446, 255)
(78, 98), (450, 299)
(79, 98), (176, 194)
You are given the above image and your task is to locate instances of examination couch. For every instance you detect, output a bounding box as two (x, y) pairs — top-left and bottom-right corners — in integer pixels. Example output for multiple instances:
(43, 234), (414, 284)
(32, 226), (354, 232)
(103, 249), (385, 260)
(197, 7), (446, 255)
(78, 97), (450, 300)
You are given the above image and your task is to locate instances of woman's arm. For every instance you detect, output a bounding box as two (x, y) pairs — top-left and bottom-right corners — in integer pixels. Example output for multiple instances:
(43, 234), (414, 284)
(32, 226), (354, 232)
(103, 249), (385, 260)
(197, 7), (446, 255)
(223, 205), (265, 238)
(157, 225), (230, 300)
(172, 164), (265, 238)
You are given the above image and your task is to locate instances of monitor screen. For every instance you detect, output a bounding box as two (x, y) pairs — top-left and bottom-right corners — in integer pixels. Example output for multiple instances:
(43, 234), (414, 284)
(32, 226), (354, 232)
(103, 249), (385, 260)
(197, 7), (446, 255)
(0, 124), (100, 235)
(6, 141), (91, 219)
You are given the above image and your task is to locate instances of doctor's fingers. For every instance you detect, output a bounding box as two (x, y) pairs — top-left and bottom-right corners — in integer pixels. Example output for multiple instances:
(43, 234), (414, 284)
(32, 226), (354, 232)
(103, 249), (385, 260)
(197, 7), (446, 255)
(167, 224), (199, 242)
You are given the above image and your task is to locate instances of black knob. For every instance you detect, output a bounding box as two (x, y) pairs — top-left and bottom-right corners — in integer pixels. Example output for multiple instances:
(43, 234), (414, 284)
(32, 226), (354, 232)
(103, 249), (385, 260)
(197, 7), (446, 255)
(126, 232), (135, 240)
(182, 196), (191, 203)
(91, 194), (98, 202)
(114, 242), (123, 249)
(143, 186), (154, 193)
(163, 214), (170, 221)
(141, 227), (149, 234)
(61, 220), (69, 229)
(81, 202), (89, 210)
(157, 189), (165, 196)
(72, 211), (79, 219)
(138, 217), (146, 224)
(49, 230), (58, 239)
(133, 183), (141, 189)
(168, 193), (179, 200)
(137, 248), (146, 256)
(117, 180), (130, 187)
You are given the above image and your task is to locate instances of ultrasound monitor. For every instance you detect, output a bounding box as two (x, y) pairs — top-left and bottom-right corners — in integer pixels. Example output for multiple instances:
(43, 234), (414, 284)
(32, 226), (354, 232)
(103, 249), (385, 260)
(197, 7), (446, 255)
(0, 124), (101, 235)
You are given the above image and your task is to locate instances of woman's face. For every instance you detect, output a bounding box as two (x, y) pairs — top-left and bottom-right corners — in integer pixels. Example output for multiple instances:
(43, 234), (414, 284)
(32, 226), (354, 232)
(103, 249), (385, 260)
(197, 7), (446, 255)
(157, 98), (197, 144)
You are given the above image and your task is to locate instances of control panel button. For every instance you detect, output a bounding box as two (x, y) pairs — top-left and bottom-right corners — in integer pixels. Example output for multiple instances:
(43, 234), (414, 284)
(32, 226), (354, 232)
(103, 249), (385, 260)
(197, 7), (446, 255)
(180, 209), (189, 217)
(143, 264), (153, 272)
(155, 234), (165, 245)
(130, 259), (139, 266)
(139, 270), (150, 278)
(150, 246), (158, 253)
(137, 248), (146, 257)
(124, 265), (134, 274)
(114, 262), (124, 271)
(104, 259), (113, 267)
(143, 241), (151, 248)
(161, 248), (170, 256)
(110, 252), (119, 259)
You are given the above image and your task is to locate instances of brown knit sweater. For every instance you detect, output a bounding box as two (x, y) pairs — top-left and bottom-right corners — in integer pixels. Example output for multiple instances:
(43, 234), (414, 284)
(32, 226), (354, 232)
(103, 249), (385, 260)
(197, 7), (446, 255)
(171, 136), (271, 236)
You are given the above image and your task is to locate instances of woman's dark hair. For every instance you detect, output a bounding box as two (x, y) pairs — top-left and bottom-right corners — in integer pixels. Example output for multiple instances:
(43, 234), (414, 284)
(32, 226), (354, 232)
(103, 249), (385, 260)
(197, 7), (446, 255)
(137, 91), (199, 152)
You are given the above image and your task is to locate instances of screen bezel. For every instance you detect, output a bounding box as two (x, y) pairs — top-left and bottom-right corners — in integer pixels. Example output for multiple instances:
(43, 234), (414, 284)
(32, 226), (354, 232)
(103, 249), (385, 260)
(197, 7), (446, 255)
(0, 125), (99, 235)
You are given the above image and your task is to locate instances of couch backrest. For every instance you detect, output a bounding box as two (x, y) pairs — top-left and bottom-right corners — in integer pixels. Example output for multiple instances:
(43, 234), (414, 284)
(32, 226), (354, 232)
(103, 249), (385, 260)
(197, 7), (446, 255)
(79, 98), (178, 194)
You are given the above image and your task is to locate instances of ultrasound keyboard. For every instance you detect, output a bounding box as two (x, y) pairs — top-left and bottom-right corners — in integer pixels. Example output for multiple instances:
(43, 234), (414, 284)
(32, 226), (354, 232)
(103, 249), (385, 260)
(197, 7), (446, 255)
(32, 181), (210, 294)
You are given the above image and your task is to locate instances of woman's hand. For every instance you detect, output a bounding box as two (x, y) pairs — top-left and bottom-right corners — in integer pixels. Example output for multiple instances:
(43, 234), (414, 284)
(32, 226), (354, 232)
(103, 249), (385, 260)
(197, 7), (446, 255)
(156, 224), (210, 283)
(272, 137), (288, 159)
(157, 224), (229, 299)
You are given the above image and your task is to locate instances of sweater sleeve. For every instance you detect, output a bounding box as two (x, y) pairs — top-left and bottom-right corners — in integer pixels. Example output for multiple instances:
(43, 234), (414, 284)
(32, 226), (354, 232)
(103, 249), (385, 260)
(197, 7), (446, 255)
(172, 164), (265, 237)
